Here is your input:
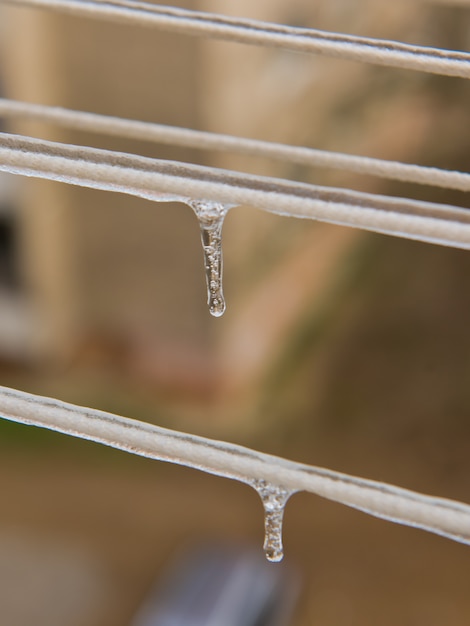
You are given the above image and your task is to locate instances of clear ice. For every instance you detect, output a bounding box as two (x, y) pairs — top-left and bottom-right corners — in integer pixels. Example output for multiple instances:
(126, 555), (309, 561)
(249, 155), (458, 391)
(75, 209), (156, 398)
(187, 199), (231, 317)
(250, 479), (294, 562)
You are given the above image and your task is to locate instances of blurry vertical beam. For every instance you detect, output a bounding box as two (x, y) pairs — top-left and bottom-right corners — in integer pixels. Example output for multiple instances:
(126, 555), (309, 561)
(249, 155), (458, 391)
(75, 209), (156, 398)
(1, 6), (80, 358)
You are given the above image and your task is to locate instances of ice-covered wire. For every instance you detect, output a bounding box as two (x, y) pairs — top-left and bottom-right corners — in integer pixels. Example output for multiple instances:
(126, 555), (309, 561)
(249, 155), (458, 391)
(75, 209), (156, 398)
(3, 0), (470, 79)
(0, 384), (469, 546)
(1, 98), (469, 192)
(1, 132), (470, 250)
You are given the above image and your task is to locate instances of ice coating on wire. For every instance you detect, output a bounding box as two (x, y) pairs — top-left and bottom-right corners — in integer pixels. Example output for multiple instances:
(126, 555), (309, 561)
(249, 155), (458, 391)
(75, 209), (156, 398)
(3, 0), (470, 78)
(0, 385), (470, 560)
(1, 99), (469, 192)
(1, 133), (470, 252)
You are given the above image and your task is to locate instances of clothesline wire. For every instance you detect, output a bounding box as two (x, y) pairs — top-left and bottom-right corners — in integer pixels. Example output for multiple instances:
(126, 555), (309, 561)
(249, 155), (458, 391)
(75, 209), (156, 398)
(0, 131), (469, 250)
(3, 0), (470, 79)
(0, 384), (469, 547)
(1, 98), (469, 192)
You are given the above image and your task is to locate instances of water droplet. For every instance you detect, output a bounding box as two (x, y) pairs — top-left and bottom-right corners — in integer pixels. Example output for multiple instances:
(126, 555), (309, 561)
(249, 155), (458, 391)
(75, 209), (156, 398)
(250, 479), (294, 562)
(187, 200), (232, 317)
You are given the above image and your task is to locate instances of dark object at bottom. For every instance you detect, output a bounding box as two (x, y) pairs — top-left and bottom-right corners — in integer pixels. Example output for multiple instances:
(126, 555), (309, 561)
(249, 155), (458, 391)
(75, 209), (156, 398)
(131, 543), (300, 626)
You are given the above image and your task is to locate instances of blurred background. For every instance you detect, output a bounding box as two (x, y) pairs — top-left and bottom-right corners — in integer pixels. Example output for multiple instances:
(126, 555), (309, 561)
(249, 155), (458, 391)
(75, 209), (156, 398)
(0, 0), (469, 624)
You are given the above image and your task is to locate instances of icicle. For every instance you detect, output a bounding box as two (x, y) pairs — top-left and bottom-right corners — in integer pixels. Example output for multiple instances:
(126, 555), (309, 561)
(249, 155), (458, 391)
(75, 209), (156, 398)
(187, 199), (232, 317)
(250, 479), (294, 562)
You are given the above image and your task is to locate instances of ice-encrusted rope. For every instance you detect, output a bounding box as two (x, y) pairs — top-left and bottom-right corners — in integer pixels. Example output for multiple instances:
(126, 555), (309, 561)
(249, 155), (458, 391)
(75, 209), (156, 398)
(1, 98), (469, 192)
(1, 133), (470, 250)
(0, 384), (469, 546)
(3, 0), (470, 78)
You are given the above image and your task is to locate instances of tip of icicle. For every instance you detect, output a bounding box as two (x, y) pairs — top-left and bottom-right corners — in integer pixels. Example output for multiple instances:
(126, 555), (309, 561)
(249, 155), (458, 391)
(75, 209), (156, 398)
(265, 549), (284, 563)
(209, 297), (226, 317)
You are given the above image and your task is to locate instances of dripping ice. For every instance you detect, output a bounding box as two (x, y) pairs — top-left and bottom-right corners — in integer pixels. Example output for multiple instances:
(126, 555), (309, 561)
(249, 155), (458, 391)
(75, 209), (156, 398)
(250, 479), (294, 562)
(187, 199), (233, 317)
(147, 195), (233, 317)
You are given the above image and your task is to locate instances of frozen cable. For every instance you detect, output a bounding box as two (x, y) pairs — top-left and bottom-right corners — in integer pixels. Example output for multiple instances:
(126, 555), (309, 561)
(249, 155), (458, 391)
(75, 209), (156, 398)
(0, 384), (469, 546)
(1, 98), (469, 192)
(1, 132), (470, 249)
(3, 0), (470, 78)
